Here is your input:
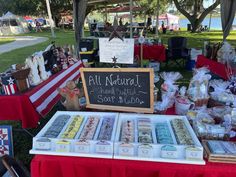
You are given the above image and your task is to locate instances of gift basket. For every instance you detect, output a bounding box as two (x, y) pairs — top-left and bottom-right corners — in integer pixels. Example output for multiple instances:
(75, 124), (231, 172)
(154, 94), (172, 114)
(208, 79), (234, 107)
(189, 106), (236, 141)
(217, 42), (235, 65)
(160, 72), (182, 107)
(192, 108), (233, 141)
(187, 67), (211, 107)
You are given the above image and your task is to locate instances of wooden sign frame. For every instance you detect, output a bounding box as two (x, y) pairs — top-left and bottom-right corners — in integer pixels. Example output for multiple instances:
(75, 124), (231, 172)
(80, 68), (154, 113)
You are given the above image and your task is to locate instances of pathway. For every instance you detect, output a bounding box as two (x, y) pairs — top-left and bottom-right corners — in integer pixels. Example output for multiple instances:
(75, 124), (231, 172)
(0, 36), (48, 54)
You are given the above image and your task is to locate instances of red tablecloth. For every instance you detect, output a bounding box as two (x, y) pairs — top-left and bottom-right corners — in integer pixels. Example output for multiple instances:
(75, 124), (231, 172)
(134, 44), (166, 62)
(0, 61), (83, 128)
(31, 155), (236, 177)
(196, 55), (229, 80)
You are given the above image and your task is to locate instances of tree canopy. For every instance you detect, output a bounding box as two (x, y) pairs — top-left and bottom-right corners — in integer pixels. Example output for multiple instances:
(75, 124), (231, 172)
(172, 0), (220, 32)
(139, 0), (169, 15)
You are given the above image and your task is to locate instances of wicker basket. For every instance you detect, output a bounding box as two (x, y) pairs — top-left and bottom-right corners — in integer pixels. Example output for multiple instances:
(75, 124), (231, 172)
(196, 132), (230, 141)
(207, 98), (226, 108)
(193, 97), (209, 107)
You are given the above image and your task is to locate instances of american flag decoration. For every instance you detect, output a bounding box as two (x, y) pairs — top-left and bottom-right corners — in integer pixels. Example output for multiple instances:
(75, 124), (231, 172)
(1, 74), (18, 95)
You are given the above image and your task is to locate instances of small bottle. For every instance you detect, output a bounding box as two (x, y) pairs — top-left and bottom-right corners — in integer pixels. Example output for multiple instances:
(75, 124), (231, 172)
(154, 86), (158, 102)
(203, 41), (208, 56)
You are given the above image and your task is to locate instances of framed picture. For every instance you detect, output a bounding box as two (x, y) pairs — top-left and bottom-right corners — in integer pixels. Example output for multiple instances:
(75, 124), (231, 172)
(0, 125), (13, 157)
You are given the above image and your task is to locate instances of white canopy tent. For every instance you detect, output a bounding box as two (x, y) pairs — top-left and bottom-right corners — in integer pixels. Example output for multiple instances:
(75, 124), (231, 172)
(0, 11), (29, 36)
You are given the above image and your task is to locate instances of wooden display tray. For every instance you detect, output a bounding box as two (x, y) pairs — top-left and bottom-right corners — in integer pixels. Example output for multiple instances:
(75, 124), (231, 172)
(202, 140), (236, 164)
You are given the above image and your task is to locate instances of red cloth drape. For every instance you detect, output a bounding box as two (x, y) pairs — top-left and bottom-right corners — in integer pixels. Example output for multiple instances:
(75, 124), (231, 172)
(196, 55), (229, 80)
(134, 44), (166, 62)
(0, 95), (40, 128)
(31, 155), (236, 177)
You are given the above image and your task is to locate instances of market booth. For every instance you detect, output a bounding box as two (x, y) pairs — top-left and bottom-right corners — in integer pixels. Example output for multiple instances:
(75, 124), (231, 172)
(158, 13), (180, 31)
(0, 11), (29, 35)
(1, 1), (236, 177)
(28, 38), (236, 177)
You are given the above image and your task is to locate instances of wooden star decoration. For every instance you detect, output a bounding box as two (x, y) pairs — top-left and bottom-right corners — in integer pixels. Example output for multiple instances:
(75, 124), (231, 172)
(112, 56), (118, 63)
(107, 17), (124, 42)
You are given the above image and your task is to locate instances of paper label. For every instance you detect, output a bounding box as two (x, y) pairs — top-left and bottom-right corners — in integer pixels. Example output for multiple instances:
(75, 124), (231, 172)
(161, 150), (178, 159)
(55, 141), (70, 152)
(74, 142), (90, 153)
(95, 144), (111, 154)
(161, 145), (178, 159)
(119, 143), (135, 156)
(34, 141), (51, 150)
(185, 147), (203, 160)
(138, 145), (154, 158)
(81, 48), (87, 52)
(99, 38), (134, 64)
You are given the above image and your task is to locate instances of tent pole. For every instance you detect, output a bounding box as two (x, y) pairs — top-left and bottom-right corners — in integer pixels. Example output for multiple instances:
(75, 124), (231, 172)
(130, 0), (133, 38)
(208, 12), (212, 31)
(105, 4), (108, 22)
(155, 0), (159, 37)
(46, 0), (55, 38)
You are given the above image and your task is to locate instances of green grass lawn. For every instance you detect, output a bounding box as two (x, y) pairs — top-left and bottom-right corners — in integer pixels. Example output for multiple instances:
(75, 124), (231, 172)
(0, 37), (15, 45)
(150, 30), (236, 48)
(1, 28), (236, 73)
(0, 29), (75, 72)
(0, 28), (236, 170)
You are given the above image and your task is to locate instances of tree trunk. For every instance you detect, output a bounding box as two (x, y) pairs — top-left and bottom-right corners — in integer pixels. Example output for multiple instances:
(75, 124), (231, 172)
(189, 17), (201, 32)
(173, 0), (220, 33)
(73, 0), (88, 58)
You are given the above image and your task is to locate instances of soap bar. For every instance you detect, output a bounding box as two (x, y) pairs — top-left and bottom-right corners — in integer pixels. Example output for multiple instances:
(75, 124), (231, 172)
(43, 115), (70, 138)
(138, 118), (153, 144)
(207, 140), (225, 154)
(97, 116), (115, 141)
(120, 120), (135, 143)
(79, 116), (100, 141)
(171, 119), (194, 145)
(61, 115), (84, 139)
(155, 122), (173, 144)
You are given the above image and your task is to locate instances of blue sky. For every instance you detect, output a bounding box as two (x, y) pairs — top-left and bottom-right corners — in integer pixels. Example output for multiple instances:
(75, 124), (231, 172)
(203, 0), (219, 8)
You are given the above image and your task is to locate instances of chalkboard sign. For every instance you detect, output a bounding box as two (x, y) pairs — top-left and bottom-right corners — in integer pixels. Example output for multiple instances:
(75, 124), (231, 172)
(80, 68), (154, 113)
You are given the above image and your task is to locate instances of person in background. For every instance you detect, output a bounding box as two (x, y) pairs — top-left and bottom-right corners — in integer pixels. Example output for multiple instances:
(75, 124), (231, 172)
(28, 23), (33, 32)
(119, 18), (123, 26)
(35, 19), (42, 32)
(161, 21), (166, 34)
(161, 21), (165, 30)
(147, 16), (152, 30)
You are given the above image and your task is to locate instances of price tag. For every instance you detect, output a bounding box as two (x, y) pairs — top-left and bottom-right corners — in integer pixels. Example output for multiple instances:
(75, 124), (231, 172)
(95, 144), (111, 154)
(161, 145), (178, 159)
(34, 138), (51, 150)
(74, 142), (90, 153)
(138, 36), (145, 44)
(55, 140), (70, 152)
(119, 143), (135, 156)
(138, 144), (153, 158)
(185, 147), (203, 160)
